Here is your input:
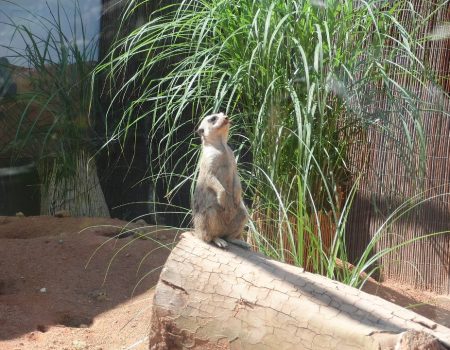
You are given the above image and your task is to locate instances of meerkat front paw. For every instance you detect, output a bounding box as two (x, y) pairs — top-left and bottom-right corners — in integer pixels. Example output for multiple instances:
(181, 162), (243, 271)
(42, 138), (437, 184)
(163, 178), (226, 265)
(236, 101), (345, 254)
(217, 191), (227, 209)
(212, 237), (228, 249)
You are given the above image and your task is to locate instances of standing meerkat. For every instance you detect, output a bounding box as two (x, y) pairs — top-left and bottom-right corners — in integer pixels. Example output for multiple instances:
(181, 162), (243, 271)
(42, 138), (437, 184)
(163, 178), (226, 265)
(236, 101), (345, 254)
(192, 112), (249, 249)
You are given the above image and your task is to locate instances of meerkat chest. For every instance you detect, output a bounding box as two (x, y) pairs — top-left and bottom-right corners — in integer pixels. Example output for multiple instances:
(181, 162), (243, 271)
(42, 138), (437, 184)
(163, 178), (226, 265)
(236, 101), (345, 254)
(201, 145), (224, 162)
(200, 144), (236, 182)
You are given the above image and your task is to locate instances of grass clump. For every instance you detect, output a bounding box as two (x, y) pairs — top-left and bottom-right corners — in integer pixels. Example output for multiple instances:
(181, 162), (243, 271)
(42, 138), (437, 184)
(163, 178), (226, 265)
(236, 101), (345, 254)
(97, 0), (449, 287)
(0, 1), (108, 216)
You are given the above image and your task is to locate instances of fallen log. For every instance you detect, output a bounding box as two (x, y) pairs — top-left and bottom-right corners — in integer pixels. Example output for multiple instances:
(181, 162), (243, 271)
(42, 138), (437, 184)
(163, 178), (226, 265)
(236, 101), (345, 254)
(149, 232), (450, 350)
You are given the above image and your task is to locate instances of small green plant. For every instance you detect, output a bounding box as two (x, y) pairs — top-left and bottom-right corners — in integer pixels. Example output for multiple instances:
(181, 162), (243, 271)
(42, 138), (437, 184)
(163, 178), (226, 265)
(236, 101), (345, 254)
(97, 0), (449, 286)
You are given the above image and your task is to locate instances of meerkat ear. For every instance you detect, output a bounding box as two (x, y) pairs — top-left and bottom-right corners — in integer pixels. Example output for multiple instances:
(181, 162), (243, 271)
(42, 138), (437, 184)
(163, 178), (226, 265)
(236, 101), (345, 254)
(197, 128), (204, 136)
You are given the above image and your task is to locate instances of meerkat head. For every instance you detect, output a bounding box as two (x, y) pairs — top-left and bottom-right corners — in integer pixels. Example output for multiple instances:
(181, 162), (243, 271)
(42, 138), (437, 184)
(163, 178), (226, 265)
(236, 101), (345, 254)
(197, 112), (230, 144)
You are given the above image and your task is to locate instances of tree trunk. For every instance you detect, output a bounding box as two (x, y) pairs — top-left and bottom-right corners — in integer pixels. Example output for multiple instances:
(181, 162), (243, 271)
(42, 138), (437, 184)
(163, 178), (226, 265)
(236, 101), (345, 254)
(149, 232), (450, 350)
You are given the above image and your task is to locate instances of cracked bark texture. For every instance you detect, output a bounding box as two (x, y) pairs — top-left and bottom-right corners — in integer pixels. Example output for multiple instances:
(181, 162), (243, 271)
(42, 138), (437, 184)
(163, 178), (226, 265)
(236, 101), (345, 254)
(149, 233), (450, 350)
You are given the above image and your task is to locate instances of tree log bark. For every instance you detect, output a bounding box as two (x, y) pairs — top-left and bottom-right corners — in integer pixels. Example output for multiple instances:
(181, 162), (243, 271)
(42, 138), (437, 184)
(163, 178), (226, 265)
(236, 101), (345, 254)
(149, 232), (450, 350)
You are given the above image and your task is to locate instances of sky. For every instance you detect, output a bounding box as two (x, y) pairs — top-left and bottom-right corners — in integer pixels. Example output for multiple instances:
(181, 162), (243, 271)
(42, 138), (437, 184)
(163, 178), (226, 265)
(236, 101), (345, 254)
(0, 0), (102, 66)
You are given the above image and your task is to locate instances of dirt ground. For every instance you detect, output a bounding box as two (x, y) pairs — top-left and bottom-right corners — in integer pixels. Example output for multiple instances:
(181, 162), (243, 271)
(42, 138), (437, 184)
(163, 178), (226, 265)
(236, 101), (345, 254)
(0, 216), (449, 350)
(0, 216), (179, 350)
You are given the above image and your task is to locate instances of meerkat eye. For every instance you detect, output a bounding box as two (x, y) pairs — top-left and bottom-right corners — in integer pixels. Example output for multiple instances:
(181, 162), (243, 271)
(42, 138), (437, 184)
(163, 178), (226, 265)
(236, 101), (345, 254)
(209, 116), (217, 123)
(197, 128), (204, 135)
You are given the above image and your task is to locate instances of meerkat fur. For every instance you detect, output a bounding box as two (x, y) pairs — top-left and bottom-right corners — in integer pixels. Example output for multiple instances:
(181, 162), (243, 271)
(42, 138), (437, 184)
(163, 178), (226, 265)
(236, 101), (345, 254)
(192, 112), (249, 249)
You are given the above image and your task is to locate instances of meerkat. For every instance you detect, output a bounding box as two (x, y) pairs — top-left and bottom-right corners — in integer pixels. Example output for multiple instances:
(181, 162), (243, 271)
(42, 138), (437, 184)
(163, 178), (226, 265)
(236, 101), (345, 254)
(192, 112), (250, 249)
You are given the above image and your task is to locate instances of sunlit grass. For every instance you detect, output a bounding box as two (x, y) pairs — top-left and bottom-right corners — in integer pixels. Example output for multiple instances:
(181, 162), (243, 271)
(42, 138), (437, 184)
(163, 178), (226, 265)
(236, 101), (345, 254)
(96, 0), (449, 287)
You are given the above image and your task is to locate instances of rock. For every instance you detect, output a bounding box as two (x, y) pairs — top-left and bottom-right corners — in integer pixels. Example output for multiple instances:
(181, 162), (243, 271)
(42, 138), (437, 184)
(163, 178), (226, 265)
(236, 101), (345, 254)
(72, 340), (87, 350)
(397, 330), (446, 350)
(39, 287), (46, 293)
(54, 210), (71, 218)
(134, 219), (147, 226)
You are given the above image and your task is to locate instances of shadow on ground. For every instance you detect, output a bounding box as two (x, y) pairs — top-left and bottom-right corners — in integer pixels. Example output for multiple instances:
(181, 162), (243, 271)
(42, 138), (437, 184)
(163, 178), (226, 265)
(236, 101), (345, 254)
(363, 279), (450, 328)
(0, 216), (178, 341)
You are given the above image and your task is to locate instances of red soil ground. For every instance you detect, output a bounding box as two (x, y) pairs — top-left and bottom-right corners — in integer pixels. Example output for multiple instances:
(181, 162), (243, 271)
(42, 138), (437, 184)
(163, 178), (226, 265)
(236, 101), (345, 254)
(0, 216), (448, 350)
(0, 216), (179, 350)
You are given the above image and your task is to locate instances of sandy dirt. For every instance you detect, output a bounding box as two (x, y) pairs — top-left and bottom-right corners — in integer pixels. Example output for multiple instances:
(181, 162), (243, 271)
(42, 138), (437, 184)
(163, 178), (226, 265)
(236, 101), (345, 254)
(0, 216), (179, 350)
(363, 279), (450, 328)
(0, 215), (449, 350)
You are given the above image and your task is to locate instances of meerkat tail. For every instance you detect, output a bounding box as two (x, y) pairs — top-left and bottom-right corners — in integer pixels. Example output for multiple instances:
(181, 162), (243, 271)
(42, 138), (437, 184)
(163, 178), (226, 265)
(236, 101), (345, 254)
(225, 237), (251, 250)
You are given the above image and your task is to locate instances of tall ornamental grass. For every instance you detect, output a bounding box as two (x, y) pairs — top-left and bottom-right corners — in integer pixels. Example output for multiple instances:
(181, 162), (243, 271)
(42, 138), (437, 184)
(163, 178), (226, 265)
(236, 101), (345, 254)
(97, 0), (449, 287)
(1, 1), (109, 216)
